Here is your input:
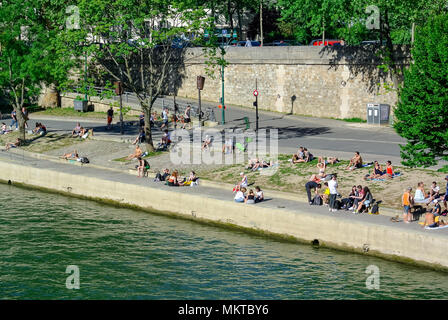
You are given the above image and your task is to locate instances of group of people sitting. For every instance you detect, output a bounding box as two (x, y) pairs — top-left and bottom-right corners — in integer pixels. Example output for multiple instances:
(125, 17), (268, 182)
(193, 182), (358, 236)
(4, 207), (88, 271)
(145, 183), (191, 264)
(153, 168), (199, 186)
(32, 122), (47, 136)
(246, 158), (274, 171)
(72, 122), (92, 139)
(290, 146), (314, 163)
(364, 160), (395, 180)
(400, 177), (448, 227)
(234, 186), (264, 204)
(306, 173), (375, 214)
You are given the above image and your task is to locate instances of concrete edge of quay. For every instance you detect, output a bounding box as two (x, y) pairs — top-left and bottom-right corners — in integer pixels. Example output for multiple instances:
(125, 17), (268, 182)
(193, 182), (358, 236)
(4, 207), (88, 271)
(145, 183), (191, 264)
(0, 157), (447, 271)
(7, 147), (403, 219)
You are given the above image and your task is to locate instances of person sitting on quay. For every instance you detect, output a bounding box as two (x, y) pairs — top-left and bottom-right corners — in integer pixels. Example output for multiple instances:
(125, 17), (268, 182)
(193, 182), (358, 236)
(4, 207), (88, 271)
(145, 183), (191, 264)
(429, 181), (440, 201)
(202, 135), (212, 151)
(413, 182), (432, 205)
(181, 171), (199, 186)
(166, 170), (180, 186)
(293, 148), (313, 163)
(126, 145), (143, 161)
(318, 156), (339, 165)
(0, 122), (10, 135)
(364, 161), (383, 180)
(431, 198), (442, 217)
(341, 185), (358, 210)
(443, 176), (448, 212)
(32, 122), (47, 136)
(354, 186), (373, 214)
(5, 138), (23, 151)
(154, 168), (170, 182)
(423, 211), (448, 229)
(132, 128), (146, 145)
(348, 185), (364, 211)
(136, 157), (150, 178)
(291, 146), (304, 163)
(382, 160), (394, 179)
(61, 149), (79, 160)
(346, 151), (363, 170)
(234, 187), (246, 203)
(245, 189), (256, 204)
(72, 122), (82, 137)
(255, 186), (264, 203)
(316, 161), (327, 180)
(235, 172), (248, 190)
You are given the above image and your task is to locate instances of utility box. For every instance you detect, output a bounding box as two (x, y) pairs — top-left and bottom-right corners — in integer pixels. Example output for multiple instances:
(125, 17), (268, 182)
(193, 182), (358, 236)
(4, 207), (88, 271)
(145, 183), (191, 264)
(367, 103), (390, 125)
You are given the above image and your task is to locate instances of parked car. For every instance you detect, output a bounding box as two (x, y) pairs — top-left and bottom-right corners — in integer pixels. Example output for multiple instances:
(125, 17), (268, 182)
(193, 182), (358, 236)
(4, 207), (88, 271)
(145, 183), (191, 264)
(309, 39), (342, 46)
(264, 40), (301, 46)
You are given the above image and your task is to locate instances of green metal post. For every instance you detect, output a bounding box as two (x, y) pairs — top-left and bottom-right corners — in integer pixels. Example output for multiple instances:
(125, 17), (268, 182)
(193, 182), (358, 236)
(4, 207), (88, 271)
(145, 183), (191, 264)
(84, 50), (88, 101)
(221, 62), (225, 125)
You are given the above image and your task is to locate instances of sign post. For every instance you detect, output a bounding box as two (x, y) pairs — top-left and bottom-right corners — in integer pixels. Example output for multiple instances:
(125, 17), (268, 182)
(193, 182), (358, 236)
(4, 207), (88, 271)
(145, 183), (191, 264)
(253, 81), (259, 132)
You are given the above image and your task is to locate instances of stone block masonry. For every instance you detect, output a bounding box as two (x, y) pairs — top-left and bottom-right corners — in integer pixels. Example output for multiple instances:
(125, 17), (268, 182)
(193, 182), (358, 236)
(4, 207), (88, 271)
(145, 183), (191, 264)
(177, 46), (409, 119)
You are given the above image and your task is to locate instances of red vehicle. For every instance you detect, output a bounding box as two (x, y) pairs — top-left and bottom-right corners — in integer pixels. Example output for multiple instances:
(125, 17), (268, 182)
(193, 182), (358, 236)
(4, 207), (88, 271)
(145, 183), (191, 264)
(309, 39), (342, 46)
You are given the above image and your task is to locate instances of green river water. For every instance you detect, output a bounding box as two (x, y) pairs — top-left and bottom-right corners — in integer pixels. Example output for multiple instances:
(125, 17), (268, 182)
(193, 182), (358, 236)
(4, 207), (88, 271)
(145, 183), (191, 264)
(1, 183), (447, 299)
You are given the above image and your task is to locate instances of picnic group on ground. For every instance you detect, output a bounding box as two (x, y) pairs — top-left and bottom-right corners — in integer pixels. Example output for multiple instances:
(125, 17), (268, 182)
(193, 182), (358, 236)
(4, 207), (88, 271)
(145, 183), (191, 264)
(2, 106), (448, 229)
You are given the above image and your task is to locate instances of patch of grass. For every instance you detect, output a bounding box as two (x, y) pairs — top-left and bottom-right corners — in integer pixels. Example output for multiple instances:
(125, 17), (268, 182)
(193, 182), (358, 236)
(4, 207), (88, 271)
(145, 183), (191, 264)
(437, 165), (448, 173)
(32, 107), (138, 120)
(336, 117), (367, 123)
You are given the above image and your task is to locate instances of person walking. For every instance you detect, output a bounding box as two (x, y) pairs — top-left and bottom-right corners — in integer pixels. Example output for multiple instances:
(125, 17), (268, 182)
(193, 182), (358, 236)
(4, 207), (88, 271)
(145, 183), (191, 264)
(182, 105), (191, 129)
(328, 174), (339, 212)
(107, 107), (114, 130)
(10, 110), (18, 130)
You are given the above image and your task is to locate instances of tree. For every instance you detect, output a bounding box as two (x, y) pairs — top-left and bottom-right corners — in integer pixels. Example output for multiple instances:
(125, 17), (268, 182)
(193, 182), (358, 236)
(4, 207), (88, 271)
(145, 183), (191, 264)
(0, 0), (74, 140)
(276, 0), (448, 91)
(393, 14), (448, 168)
(66, 0), (215, 151)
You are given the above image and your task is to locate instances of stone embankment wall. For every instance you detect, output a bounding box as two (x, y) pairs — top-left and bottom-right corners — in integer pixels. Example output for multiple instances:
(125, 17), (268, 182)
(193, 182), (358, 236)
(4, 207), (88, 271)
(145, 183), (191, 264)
(40, 46), (409, 120)
(177, 46), (408, 119)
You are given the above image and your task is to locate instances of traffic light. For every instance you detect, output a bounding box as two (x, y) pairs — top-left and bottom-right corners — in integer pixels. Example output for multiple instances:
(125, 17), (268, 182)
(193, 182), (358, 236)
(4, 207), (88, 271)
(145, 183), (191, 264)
(253, 101), (257, 107)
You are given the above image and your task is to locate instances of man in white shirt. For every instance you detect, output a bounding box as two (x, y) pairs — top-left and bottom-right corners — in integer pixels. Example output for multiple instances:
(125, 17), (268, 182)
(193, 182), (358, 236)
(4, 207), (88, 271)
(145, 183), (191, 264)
(328, 174), (339, 212)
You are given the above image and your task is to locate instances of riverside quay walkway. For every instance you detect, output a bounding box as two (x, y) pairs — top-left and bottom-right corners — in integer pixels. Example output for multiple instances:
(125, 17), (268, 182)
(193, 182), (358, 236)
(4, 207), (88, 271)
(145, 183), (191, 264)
(1, 150), (447, 271)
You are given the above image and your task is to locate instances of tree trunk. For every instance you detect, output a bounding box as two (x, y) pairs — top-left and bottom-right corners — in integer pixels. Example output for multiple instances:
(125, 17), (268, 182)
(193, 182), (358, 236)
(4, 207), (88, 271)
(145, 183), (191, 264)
(143, 103), (155, 152)
(382, 9), (400, 92)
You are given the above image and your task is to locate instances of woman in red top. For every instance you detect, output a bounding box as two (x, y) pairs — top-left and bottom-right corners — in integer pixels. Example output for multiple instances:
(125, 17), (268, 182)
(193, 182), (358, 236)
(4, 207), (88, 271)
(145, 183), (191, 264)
(381, 160), (394, 179)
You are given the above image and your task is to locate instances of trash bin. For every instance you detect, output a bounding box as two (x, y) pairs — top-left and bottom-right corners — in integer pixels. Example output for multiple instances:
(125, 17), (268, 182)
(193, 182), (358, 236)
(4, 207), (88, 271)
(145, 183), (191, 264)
(367, 103), (390, 125)
(74, 99), (88, 112)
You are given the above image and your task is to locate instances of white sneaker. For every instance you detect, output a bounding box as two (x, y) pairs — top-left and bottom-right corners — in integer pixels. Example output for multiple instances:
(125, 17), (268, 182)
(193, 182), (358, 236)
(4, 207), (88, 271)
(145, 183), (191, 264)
(329, 208), (332, 212)
(332, 209), (338, 212)
(348, 206), (353, 211)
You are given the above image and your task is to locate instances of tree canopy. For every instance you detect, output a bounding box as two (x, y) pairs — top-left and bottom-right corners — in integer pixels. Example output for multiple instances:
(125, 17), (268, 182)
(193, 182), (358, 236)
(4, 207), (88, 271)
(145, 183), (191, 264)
(393, 14), (448, 168)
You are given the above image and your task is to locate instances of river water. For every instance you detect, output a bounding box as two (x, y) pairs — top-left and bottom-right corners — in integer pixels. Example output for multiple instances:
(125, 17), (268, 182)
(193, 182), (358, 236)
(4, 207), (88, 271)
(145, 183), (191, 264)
(0, 183), (447, 299)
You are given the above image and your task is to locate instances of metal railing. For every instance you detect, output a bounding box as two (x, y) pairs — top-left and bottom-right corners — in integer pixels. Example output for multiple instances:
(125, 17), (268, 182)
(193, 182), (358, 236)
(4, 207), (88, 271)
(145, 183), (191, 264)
(69, 85), (216, 122)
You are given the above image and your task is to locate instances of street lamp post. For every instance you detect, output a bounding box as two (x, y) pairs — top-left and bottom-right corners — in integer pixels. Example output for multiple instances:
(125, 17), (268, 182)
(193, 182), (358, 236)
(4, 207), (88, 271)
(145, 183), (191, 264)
(197, 75), (205, 127)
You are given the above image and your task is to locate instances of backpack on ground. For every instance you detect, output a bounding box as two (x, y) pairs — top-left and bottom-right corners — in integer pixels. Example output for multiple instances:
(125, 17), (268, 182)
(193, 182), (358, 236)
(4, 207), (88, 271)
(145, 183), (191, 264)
(312, 195), (322, 206)
(370, 203), (379, 215)
(80, 157), (89, 164)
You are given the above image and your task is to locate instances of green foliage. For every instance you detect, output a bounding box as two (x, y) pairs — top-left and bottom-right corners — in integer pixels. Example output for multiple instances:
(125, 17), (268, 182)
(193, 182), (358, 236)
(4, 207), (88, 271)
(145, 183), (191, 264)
(394, 14), (448, 167)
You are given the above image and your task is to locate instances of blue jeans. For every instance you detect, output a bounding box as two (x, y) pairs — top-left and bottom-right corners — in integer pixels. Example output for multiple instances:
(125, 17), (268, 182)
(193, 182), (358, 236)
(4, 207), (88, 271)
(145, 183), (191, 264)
(11, 119), (18, 129)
